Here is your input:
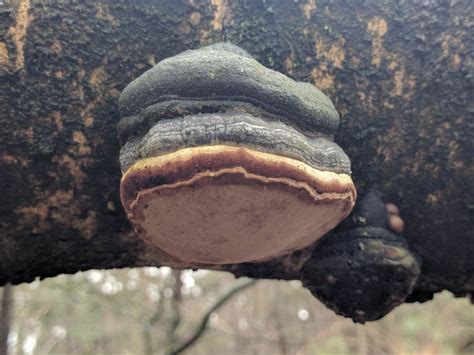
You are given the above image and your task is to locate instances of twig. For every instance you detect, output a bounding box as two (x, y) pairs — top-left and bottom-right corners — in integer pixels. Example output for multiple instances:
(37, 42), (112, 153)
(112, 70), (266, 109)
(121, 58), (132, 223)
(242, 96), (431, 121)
(170, 279), (257, 355)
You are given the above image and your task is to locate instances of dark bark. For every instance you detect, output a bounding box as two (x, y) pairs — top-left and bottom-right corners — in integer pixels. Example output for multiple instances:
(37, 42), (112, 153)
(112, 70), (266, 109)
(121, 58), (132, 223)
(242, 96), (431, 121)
(0, 0), (473, 302)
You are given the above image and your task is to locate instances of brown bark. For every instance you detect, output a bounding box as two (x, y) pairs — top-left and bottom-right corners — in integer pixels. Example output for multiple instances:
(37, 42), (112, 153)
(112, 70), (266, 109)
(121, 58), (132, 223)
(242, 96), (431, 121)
(0, 0), (472, 302)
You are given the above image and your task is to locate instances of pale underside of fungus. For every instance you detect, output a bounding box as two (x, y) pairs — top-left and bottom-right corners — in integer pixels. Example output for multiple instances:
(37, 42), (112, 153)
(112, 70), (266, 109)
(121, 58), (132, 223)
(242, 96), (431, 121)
(121, 145), (355, 265)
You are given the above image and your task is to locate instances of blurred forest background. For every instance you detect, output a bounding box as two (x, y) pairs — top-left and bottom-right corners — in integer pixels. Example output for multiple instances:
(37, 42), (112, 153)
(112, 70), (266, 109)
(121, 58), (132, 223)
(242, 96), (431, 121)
(1, 267), (473, 355)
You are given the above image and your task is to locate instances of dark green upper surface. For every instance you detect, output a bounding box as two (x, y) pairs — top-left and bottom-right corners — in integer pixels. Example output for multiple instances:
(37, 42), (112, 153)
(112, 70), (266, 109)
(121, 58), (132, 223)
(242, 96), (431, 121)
(118, 44), (340, 134)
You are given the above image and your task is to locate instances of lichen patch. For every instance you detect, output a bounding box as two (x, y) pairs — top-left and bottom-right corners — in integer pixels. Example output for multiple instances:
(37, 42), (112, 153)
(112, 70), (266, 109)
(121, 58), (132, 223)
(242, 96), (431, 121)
(441, 33), (465, 70)
(311, 36), (345, 92)
(54, 70), (65, 79)
(311, 65), (334, 91)
(425, 192), (441, 205)
(315, 36), (346, 69)
(15, 189), (97, 238)
(80, 67), (110, 127)
(284, 54), (294, 75)
(367, 17), (387, 68)
(15, 203), (49, 234)
(349, 56), (360, 68)
(375, 118), (407, 165)
(302, 0), (317, 20)
(210, 0), (232, 32)
(72, 131), (92, 156)
(53, 154), (87, 189)
(89, 67), (108, 89)
(190, 12), (201, 26)
(95, 3), (117, 25)
(0, 42), (9, 65)
(52, 111), (63, 132)
(147, 54), (156, 66)
(1, 153), (29, 167)
(8, 0), (31, 70)
(199, 29), (211, 44)
(50, 40), (62, 54)
(387, 60), (416, 100)
(84, 116), (94, 127)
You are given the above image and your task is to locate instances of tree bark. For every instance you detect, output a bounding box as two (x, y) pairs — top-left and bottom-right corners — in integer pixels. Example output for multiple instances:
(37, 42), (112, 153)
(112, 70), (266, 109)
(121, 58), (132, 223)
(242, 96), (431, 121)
(0, 0), (472, 302)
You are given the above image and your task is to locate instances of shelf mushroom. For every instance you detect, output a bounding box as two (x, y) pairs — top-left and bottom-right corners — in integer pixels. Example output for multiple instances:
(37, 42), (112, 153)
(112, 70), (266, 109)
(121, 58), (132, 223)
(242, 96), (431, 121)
(117, 43), (420, 323)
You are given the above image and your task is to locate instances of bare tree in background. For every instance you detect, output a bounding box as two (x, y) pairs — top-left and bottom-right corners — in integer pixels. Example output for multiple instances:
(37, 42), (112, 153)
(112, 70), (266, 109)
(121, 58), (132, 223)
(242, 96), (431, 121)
(0, 284), (13, 355)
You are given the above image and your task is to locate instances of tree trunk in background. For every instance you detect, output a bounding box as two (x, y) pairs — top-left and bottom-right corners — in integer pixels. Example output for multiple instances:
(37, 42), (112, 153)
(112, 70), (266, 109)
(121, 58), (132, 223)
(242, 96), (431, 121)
(0, 284), (13, 355)
(272, 289), (288, 355)
(0, 0), (472, 301)
(172, 270), (183, 304)
(166, 269), (183, 352)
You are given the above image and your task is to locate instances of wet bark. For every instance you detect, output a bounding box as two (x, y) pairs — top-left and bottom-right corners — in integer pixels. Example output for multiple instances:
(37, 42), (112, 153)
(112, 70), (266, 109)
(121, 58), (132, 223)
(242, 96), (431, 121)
(0, 0), (473, 301)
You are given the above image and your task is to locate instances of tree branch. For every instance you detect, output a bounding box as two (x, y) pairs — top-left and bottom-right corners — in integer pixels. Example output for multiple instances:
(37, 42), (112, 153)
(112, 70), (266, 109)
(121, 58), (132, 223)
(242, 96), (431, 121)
(170, 279), (257, 355)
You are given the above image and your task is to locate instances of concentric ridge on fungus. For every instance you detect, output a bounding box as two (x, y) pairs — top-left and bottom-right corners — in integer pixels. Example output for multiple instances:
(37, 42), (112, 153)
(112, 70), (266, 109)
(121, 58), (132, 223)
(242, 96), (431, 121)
(118, 45), (340, 137)
(119, 112), (352, 175)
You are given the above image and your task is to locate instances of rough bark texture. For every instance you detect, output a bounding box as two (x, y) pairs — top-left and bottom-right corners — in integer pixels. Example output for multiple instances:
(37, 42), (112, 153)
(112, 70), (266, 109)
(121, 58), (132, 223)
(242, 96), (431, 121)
(0, 0), (473, 302)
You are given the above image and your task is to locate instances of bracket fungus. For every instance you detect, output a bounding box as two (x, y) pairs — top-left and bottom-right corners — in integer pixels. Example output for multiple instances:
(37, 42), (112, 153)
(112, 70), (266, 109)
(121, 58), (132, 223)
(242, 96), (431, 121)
(300, 191), (421, 323)
(117, 43), (420, 322)
(118, 43), (356, 266)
